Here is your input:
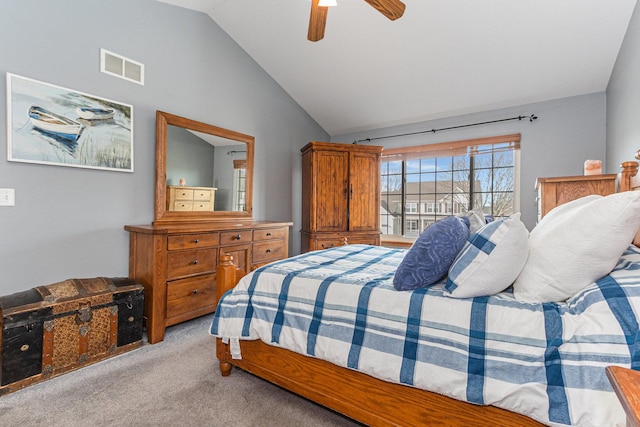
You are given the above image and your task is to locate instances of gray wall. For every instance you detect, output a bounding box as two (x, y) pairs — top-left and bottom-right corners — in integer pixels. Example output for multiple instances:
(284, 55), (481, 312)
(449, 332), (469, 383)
(0, 0), (328, 294)
(607, 2), (640, 171)
(334, 93), (608, 231)
(166, 126), (215, 187)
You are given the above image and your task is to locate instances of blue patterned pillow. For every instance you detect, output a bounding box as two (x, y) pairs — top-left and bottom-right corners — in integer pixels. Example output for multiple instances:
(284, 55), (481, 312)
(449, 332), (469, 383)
(393, 216), (470, 291)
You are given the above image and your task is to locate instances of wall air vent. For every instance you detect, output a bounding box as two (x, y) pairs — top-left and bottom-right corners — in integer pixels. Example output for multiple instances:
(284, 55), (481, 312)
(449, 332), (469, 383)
(100, 49), (144, 85)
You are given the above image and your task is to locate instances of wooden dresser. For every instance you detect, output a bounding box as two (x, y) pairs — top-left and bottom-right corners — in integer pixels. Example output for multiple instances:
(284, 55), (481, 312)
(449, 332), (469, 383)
(166, 185), (216, 211)
(125, 220), (291, 343)
(301, 141), (383, 252)
(535, 174), (617, 220)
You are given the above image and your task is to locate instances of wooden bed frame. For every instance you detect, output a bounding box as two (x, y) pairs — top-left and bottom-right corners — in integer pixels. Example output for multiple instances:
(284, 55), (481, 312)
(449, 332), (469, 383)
(214, 161), (640, 427)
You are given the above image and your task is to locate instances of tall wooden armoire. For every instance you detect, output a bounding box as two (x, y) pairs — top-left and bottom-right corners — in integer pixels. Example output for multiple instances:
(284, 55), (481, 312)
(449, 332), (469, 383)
(301, 141), (383, 252)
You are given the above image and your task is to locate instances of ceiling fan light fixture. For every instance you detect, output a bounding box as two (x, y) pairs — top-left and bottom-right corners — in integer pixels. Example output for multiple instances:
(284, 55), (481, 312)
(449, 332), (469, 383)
(318, 0), (337, 6)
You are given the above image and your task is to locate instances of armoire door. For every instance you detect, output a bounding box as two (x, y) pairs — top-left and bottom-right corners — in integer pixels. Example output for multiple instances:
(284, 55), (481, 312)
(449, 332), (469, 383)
(315, 149), (349, 232)
(348, 151), (380, 232)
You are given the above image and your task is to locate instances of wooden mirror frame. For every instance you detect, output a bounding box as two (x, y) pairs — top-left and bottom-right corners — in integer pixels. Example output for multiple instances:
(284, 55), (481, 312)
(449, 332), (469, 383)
(154, 110), (254, 224)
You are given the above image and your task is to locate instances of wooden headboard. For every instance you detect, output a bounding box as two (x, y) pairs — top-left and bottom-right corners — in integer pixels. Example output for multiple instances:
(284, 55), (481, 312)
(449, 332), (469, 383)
(619, 160), (640, 246)
(619, 161), (640, 192)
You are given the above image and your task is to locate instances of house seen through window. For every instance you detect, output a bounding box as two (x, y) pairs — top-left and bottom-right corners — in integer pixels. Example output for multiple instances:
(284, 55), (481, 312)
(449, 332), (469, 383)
(380, 134), (521, 238)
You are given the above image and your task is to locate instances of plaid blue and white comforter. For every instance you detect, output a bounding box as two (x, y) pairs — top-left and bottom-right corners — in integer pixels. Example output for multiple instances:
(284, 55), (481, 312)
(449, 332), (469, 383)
(211, 244), (640, 427)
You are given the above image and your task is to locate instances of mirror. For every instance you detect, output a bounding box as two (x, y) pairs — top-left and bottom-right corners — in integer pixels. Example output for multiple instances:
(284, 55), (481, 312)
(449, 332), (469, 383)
(154, 111), (254, 224)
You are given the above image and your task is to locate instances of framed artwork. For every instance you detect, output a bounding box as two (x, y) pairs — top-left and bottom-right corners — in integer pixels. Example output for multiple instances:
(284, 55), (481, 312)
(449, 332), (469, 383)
(6, 73), (133, 172)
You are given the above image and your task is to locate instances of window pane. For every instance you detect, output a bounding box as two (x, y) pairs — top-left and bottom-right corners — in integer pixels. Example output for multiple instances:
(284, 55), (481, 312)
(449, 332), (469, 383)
(388, 161), (403, 174)
(436, 157), (453, 171)
(453, 155), (470, 170)
(406, 159), (421, 174)
(493, 167), (514, 192)
(435, 172), (453, 193)
(495, 150), (514, 167)
(454, 193), (471, 214)
(382, 194), (402, 215)
(473, 152), (493, 167)
(420, 158), (436, 172)
(492, 192), (515, 217)
(419, 172), (435, 193)
(473, 169), (492, 192)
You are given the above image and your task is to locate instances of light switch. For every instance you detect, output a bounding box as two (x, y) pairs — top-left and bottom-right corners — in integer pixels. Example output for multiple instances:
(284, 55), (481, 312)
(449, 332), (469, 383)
(0, 188), (15, 206)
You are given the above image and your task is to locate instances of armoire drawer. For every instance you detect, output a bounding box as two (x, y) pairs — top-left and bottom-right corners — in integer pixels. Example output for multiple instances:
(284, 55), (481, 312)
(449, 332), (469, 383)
(253, 240), (286, 263)
(166, 274), (216, 322)
(168, 232), (220, 250)
(253, 227), (287, 241)
(311, 237), (349, 251)
(166, 248), (217, 279)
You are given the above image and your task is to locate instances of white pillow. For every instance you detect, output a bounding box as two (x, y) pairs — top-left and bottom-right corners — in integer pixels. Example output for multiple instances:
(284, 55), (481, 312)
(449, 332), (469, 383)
(445, 213), (529, 298)
(513, 191), (640, 303)
(465, 208), (487, 233)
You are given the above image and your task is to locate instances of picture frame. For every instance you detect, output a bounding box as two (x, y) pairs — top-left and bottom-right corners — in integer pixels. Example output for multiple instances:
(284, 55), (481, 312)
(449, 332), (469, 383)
(6, 73), (133, 172)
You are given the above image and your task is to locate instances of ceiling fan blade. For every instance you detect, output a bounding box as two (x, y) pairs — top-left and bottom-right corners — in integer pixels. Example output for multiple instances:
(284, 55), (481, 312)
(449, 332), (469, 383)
(308, 0), (329, 42)
(363, 0), (406, 20)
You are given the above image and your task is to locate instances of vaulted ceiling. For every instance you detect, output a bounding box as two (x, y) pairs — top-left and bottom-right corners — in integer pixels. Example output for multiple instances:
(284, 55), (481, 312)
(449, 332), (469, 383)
(157, 0), (637, 136)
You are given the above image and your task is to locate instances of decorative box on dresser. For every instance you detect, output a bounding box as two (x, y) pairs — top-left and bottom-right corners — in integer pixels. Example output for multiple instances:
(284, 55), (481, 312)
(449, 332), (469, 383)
(535, 174), (617, 220)
(300, 141), (383, 252)
(125, 221), (291, 343)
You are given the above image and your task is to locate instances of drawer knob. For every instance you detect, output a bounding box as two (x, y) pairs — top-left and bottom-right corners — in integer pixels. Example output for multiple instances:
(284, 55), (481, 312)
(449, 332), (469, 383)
(235, 234), (242, 240)
(266, 249), (272, 253)
(266, 232), (272, 237)
(192, 289), (199, 295)
(193, 239), (199, 244)
(193, 259), (198, 265)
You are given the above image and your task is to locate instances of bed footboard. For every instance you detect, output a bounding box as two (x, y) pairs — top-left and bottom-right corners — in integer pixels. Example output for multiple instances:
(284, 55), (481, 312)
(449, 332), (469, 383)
(216, 254), (245, 377)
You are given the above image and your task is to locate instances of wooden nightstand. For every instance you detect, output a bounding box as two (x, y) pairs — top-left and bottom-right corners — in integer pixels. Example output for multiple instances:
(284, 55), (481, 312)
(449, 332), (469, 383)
(606, 366), (640, 427)
(535, 174), (617, 221)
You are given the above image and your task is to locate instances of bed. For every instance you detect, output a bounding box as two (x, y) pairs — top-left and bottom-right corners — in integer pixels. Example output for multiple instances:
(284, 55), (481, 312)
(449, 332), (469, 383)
(210, 160), (640, 427)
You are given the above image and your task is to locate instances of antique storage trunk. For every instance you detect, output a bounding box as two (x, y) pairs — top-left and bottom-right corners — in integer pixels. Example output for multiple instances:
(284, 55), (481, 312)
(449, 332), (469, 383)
(0, 277), (143, 394)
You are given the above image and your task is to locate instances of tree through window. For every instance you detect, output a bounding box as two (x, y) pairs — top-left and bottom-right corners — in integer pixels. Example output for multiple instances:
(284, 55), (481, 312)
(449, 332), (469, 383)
(380, 134), (520, 238)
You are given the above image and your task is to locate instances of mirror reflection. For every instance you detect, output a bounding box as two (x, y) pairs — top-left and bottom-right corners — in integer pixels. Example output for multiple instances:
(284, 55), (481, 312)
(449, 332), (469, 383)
(166, 125), (246, 211)
(154, 110), (254, 224)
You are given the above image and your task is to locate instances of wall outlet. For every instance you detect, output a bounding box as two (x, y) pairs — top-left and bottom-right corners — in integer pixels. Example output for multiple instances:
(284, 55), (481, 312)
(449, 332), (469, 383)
(0, 188), (15, 206)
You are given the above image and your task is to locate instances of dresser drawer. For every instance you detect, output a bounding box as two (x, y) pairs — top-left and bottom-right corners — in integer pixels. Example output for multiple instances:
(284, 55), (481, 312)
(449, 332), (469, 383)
(166, 274), (216, 322)
(253, 240), (286, 263)
(171, 201), (194, 211)
(172, 189), (194, 200)
(193, 189), (213, 201)
(192, 202), (213, 211)
(167, 248), (216, 279)
(168, 233), (219, 250)
(220, 230), (252, 245)
(253, 227), (286, 241)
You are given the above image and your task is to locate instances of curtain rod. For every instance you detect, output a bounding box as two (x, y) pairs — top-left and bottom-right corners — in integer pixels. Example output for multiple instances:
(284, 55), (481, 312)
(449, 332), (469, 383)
(352, 114), (538, 144)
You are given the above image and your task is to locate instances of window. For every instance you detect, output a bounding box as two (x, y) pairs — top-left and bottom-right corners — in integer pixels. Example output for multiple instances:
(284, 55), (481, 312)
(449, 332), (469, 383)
(233, 159), (246, 211)
(380, 134), (520, 238)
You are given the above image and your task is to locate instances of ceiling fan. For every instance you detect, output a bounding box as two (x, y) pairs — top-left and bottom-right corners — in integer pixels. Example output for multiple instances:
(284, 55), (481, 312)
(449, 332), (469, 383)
(308, 0), (406, 42)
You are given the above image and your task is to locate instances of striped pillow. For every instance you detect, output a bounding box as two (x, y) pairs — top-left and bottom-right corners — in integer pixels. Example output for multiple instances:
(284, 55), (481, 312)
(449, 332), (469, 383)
(445, 213), (529, 298)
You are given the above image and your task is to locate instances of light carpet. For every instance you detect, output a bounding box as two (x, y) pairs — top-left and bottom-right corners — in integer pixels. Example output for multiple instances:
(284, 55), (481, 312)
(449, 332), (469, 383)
(0, 315), (360, 426)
